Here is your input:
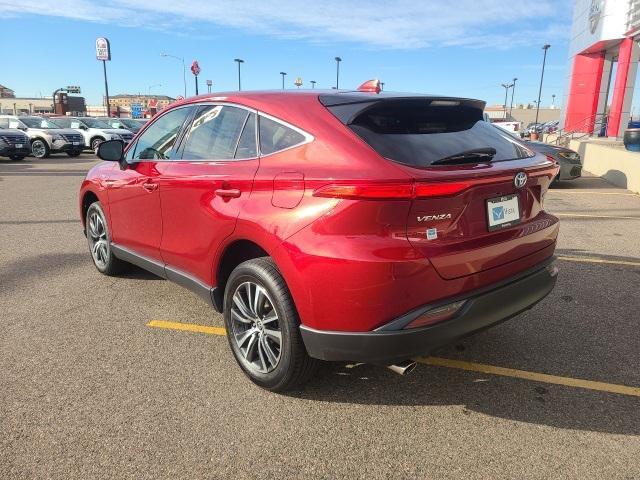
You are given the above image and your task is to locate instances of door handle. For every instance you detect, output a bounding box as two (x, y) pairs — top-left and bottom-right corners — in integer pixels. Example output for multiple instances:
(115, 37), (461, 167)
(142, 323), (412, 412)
(215, 188), (241, 199)
(142, 181), (158, 192)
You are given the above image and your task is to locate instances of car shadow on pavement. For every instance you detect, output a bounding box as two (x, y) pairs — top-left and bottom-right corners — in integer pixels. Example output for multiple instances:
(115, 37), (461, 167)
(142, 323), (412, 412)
(287, 259), (640, 436)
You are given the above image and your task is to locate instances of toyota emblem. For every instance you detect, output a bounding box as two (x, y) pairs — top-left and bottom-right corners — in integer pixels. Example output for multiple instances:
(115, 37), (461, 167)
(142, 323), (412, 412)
(514, 172), (527, 188)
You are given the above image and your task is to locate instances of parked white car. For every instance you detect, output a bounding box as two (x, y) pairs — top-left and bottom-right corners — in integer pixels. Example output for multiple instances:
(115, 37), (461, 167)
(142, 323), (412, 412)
(50, 117), (134, 150)
(0, 115), (85, 158)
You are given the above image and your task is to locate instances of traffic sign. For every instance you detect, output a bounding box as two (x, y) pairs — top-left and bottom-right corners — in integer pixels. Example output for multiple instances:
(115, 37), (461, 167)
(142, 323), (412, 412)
(191, 60), (201, 76)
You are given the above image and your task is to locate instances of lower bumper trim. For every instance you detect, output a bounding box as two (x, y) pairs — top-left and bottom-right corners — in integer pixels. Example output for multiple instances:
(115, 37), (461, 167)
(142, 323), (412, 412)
(300, 260), (558, 364)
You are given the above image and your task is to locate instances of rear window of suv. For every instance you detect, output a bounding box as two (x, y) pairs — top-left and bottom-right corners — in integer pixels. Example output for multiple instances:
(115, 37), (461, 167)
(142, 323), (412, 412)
(326, 99), (533, 167)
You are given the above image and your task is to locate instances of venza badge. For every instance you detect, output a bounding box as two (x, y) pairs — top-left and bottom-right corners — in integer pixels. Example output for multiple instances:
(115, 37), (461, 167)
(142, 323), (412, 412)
(514, 171), (528, 188)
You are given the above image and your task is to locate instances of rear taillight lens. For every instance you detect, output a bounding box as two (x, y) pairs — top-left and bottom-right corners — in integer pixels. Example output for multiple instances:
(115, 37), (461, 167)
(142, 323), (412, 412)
(313, 181), (471, 200)
(404, 300), (466, 329)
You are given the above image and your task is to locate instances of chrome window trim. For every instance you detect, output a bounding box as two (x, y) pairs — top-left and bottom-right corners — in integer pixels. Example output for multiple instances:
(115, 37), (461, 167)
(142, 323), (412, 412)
(257, 111), (314, 158)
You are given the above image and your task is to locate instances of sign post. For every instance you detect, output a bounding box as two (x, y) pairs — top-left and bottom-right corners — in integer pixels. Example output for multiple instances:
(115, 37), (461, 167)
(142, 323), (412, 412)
(96, 37), (112, 116)
(191, 60), (201, 96)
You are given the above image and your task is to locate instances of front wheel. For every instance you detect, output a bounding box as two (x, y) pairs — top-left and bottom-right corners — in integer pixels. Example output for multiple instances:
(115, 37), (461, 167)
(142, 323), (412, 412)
(85, 202), (128, 275)
(90, 137), (105, 151)
(31, 139), (49, 158)
(223, 257), (319, 392)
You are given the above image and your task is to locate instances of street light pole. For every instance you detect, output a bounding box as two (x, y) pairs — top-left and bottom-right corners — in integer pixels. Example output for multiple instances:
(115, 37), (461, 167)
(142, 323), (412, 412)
(501, 83), (511, 119)
(234, 58), (244, 91)
(280, 72), (287, 90)
(335, 56), (342, 89)
(535, 44), (551, 126)
(160, 53), (186, 98)
(380, 82), (385, 91)
(310, 80), (316, 89)
(509, 77), (518, 116)
(147, 83), (161, 96)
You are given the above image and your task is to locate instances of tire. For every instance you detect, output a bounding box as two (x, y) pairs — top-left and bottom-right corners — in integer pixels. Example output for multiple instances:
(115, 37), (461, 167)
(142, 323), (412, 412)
(223, 257), (319, 392)
(85, 202), (128, 275)
(31, 139), (50, 158)
(90, 137), (105, 151)
(67, 151), (82, 157)
(9, 155), (25, 161)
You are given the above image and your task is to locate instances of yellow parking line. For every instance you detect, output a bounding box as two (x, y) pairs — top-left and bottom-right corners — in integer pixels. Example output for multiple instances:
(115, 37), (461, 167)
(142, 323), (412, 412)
(417, 356), (640, 397)
(548, 191), (638, 197)
(147, 320), (227, 336)
(557, 255), (640, 267)
(147, 320), (640, 398)
(555, 213), (640, 219)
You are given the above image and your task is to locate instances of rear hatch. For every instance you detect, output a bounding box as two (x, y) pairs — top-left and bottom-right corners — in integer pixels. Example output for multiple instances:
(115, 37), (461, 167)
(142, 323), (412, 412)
(321, 94), (559, 279)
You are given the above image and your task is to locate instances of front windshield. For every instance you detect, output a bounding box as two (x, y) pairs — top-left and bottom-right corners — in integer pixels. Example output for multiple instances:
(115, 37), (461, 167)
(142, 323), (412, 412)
(80, 118), (112, 129)
(20, 117), (59, 129)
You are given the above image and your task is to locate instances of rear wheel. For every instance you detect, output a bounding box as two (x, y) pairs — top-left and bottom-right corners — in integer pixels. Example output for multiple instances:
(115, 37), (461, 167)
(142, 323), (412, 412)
(223, 257), (319, 392)
(85, 202), (128, 275)
(31, 139), (49, 158)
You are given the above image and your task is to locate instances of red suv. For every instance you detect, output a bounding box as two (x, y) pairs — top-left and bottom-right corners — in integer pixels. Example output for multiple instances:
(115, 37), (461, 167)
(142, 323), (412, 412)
(80, 87), (559, 391)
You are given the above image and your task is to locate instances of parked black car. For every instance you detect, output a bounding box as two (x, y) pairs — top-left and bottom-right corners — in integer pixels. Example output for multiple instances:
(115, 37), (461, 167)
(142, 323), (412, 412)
(0, 129), (31, 161)
(526, 141), (582, 183)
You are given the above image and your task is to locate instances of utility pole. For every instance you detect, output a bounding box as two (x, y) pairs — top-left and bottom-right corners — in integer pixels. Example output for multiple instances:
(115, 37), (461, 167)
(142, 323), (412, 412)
(509, 77), (518, 116)
(501, 83), (511, 119)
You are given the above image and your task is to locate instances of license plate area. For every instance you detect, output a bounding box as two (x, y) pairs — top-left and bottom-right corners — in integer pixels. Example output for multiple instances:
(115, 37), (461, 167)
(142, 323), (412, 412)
(487, 194), (520, 231)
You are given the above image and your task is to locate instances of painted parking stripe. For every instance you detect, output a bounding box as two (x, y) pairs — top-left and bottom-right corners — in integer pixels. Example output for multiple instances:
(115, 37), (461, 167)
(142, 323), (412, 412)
(555, 213), (640, 220)
(548, 191), (638, 197)
(417, 356), (640, 397)
(557, 255), (640, 267)
(147, 320), (226, 336)
(147, 320), (640, 398)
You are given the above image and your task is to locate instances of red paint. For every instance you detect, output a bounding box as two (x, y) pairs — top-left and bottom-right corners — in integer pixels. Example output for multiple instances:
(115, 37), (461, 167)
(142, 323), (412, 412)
(607, 38), (634, 137)
(564, 52), (605, 133)
(80, 91), (559, 333)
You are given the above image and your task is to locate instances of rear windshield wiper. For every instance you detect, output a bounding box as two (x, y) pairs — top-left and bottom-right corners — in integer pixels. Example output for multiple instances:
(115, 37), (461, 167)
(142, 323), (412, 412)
(431, 147), (497, 165)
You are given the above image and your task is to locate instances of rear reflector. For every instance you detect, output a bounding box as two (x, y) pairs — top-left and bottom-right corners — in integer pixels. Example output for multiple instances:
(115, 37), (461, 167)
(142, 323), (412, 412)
(313, 181), (471, 200)
(404, 300), (466, 329)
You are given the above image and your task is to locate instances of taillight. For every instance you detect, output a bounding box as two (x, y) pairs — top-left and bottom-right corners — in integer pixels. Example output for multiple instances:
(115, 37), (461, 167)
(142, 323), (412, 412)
(313, 181), (471, 200)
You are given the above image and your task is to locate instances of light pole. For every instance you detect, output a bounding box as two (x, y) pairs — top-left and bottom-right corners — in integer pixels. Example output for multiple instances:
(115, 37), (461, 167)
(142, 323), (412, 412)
(310, 80), (316, 89)
(501, 83), (511, 119)
(535, 44), (551, 126)
(280, 72), (287, 90)
(160, 53), (186, 98)
(380, 82), (385, 91)
(147, 83), (161, 96)
(335, 56), (342, 89)
(551, 94), (556, 108)
(509, 77), (518, 116)
(234, 58), (244, 91)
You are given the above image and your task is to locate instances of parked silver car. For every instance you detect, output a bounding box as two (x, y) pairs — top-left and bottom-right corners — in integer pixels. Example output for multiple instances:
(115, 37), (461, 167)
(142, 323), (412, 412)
(0, 115), (85, 158)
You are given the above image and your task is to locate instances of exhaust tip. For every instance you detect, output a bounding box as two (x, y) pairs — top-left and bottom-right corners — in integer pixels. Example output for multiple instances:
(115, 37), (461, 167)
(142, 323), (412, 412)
(387, 360), (417, 376)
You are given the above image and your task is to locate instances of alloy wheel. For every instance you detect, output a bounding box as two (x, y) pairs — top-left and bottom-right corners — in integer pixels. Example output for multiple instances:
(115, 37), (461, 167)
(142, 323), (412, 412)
(32, 140), (46, 158)
(88, 210), (108, 269)
(230, 281), (282, 374)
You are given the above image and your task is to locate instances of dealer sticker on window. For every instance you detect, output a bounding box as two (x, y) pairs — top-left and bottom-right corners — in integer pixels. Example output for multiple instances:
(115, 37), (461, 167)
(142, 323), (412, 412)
(487, 194), (520, 231)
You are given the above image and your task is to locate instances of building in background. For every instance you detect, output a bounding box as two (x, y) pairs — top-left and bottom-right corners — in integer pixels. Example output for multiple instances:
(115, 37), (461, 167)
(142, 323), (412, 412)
(0, 96), (86, 115)
(107, 94), (174, 112)
(562, 0), (640, 137)
(0, 84), (16, 98)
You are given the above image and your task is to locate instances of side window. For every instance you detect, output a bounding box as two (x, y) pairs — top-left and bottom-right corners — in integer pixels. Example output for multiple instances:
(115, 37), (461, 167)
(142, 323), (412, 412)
(0, 118), (8, 129)
(181, 105), (249, 160)
(54, 118), (71, 128)
(235, 113), (257, 159)
(259, 115), (306, 155)
(132, 106), (192, 160)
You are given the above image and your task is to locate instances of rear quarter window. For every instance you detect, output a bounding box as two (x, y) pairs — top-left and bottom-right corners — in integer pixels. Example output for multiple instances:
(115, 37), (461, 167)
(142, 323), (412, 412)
(259, 116), (307, 155)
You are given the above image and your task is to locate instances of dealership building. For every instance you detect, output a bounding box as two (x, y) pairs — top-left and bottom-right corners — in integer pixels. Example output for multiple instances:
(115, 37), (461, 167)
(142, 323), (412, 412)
(563, 0), (640, 137)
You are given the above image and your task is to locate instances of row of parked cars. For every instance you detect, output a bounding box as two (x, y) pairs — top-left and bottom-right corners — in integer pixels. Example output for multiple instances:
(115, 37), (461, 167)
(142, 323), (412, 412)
(0, 115), (147, 161)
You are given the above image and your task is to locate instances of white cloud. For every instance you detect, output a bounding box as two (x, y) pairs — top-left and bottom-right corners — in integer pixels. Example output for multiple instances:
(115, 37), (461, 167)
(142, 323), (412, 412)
(0, 0), (572, 49)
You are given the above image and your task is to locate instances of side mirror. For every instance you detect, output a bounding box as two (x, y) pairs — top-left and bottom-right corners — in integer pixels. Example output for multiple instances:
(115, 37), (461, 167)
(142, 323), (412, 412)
(97, 139), (124, 162)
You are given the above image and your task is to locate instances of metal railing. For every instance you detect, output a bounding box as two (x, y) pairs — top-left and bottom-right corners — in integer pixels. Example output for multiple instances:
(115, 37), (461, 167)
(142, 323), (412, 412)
(552, 113), (608, 147)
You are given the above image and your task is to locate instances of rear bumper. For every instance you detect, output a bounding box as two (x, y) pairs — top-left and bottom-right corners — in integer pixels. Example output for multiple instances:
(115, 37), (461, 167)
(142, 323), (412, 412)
(300, 258), (558, 364)
(559, 163), (582, 180)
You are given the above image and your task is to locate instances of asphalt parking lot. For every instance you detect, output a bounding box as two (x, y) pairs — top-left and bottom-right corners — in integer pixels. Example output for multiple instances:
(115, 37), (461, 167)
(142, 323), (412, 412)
(1, 154), (639, 479)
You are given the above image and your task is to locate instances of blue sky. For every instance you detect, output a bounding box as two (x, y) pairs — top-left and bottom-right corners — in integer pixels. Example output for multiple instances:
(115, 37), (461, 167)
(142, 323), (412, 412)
(0, 0), (573, 107)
